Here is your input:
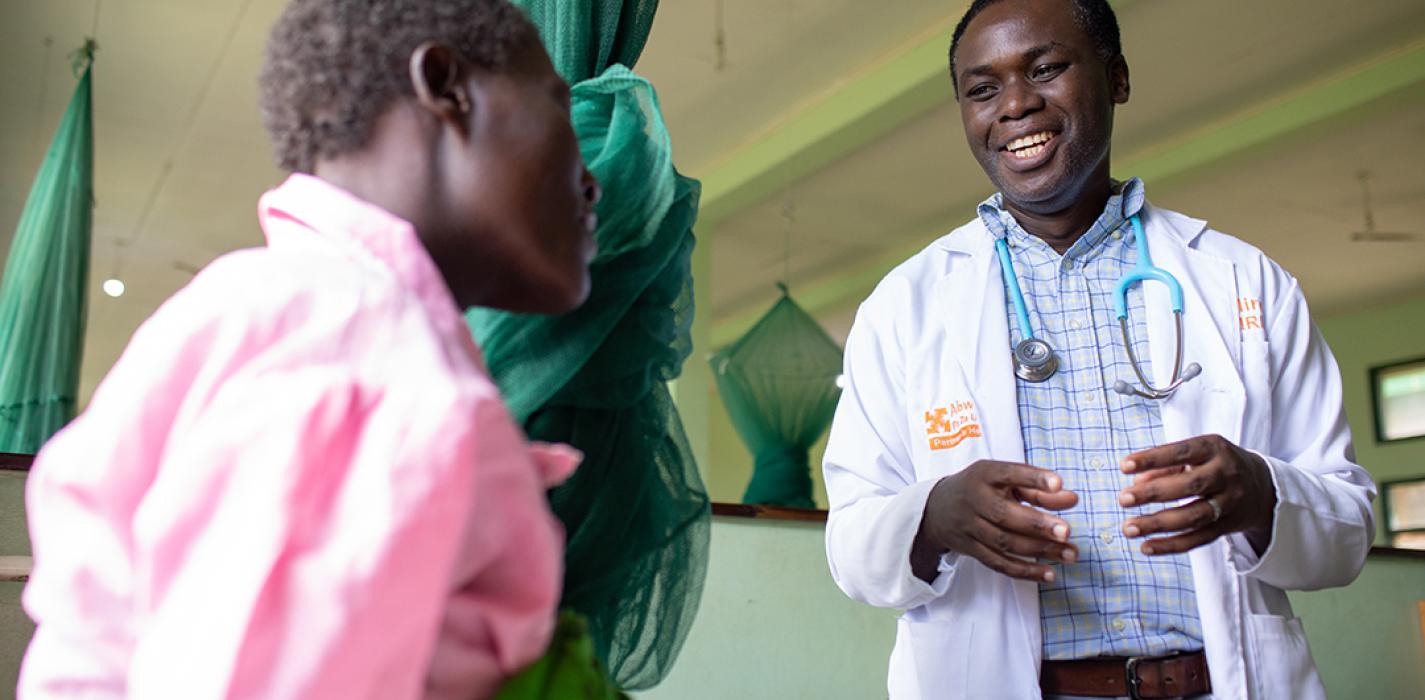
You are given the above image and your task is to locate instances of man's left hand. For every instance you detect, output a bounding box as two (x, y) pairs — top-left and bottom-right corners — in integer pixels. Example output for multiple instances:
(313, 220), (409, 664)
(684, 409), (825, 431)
(1117, 434), (1277, 556)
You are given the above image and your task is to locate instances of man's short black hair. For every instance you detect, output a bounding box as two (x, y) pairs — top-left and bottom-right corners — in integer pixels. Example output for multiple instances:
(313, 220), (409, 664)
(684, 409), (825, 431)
(258, 0), (538, 173)
(947, 0), (1122, 92)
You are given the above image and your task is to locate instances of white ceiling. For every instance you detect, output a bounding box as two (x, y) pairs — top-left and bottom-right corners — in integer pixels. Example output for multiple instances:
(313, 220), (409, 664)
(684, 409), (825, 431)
(1, 0), (1423, 401)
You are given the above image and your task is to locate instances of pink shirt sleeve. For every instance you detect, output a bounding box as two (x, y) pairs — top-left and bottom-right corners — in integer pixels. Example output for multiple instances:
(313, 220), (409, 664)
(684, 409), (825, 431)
(23, 336), (565, 699)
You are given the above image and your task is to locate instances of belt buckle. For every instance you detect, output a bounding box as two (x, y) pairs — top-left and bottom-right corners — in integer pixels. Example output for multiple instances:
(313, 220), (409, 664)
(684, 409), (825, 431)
(1124, 655), (1148, 700)
(1124, 652), (1181, 700)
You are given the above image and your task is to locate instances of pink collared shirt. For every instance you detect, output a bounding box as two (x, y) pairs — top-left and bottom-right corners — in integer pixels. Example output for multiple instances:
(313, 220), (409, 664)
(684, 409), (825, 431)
(20, 174), (575, 699)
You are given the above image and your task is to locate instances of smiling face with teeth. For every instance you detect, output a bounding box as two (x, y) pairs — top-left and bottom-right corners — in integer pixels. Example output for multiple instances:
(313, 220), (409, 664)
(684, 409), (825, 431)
(952, 0), (1130, 234)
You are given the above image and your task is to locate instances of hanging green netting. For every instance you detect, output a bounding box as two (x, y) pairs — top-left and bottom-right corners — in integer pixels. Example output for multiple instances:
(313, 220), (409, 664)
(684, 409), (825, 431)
(710, 286), (843, 509)
(466, 1), (708, 690)
(0, 47), (95, 454)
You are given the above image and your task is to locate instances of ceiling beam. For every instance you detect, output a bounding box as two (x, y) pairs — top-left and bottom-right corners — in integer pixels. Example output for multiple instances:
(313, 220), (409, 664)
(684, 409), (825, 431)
(708, 38), (1425, 348)
(694, 23), (955, 228)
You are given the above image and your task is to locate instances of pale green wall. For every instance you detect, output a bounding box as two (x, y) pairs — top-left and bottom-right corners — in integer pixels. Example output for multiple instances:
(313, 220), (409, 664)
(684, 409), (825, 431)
(1291, 553), (1425, 699)
(1317, 292), (1425, 543)
(638, 518), (897, 700)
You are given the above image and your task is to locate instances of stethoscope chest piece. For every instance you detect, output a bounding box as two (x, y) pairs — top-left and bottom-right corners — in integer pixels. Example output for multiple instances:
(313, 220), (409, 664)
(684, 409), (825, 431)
(1013, 338), (1058, 382)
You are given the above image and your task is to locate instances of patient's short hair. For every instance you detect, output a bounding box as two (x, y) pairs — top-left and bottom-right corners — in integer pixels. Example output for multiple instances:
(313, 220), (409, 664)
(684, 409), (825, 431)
(258, 0), (537, 173)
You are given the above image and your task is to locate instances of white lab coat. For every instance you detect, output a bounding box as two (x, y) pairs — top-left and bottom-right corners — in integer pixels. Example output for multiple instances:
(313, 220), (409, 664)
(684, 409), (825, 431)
(823, 203), (1376, 700)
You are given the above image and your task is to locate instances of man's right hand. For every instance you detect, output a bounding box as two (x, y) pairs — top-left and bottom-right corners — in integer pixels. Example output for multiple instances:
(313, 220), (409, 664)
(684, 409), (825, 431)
(910, 460), (1079, 583)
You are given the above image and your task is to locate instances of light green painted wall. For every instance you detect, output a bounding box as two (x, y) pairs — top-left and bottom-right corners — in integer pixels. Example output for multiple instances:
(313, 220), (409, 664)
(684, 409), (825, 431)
(1291, 553), (1425, 699)
(638, 518), (897, 700)
(1317, 292), (1425, 543)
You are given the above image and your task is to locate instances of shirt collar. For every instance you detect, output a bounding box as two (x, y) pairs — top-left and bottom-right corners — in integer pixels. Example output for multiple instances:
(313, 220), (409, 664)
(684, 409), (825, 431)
(257, 173), (464, 332)
(975, 177), (1146, 257)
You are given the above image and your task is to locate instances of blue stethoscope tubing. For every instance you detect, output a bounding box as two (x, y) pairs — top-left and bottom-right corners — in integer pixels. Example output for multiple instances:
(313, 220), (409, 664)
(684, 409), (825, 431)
(996, 213), (1201, 399)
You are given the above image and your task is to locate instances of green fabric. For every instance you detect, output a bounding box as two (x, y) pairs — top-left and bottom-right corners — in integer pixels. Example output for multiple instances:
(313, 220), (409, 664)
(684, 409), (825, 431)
(466, 1), (708, 690)
(0, 59), (94, 454)
(491, 612), (630, 700)
(710, 288), (842, 508)
(513, 0), (657, 83)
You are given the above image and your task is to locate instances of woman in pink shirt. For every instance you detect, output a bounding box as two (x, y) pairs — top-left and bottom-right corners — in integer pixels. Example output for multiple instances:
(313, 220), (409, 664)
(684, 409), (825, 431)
(19, 1), (601, 697)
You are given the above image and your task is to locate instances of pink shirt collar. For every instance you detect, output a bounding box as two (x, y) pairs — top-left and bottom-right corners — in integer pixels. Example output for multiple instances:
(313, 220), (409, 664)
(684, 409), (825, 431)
(257, 173), (466, 336)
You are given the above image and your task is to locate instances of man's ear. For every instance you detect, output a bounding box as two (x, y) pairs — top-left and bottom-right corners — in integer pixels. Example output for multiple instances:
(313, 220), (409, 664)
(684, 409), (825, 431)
(409, 41), (472, 132)
(1109, 54), (1130, 104)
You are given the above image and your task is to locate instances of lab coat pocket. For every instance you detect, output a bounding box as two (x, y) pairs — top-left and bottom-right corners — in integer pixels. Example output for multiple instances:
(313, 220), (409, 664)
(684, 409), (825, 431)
(904, 619), (972, 697)
(1247, 613), (1325, 700)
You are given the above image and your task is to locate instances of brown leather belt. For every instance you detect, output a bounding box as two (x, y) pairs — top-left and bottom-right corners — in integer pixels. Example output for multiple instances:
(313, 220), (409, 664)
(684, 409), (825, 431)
(1040, 651), (1211, 699)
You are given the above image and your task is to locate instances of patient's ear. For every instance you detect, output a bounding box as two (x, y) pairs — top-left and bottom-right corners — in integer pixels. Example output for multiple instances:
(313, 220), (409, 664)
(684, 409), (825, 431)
(409, 41), (472, 134)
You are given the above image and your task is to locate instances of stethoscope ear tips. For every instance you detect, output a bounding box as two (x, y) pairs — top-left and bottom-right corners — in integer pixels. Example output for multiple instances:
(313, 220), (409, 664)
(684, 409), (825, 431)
(1112, 380), (1135, 397)
(1181, 363), (1203, 381)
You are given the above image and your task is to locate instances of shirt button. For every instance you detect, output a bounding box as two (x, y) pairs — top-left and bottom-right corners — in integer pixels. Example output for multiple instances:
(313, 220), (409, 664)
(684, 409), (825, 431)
(1100, 530), (1114, 544)
(1083, 391), (1096, 404)
(1090, 456), (1105, 468)
(1069, 318), (1084, 330)
(1112, 619), (1128, 632)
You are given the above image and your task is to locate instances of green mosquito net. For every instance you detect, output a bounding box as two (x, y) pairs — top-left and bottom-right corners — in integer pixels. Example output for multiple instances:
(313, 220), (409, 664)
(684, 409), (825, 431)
(710, 286), (843, 508)
(465, 1), (708, 690)
(0, 51), (94, 454)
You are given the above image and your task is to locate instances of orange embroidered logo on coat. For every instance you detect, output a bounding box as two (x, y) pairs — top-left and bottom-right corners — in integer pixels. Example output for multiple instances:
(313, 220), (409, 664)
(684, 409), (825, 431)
(924, 400), (982, 451)
(1238, 297), (1264, 332)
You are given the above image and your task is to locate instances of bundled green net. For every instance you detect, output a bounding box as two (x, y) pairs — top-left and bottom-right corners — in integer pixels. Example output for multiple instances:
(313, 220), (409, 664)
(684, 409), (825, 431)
(0, 50), (94, 454)
(465, 1), (708, 690)
(710, 286), (843, 508)
(492, 612), (630, 700)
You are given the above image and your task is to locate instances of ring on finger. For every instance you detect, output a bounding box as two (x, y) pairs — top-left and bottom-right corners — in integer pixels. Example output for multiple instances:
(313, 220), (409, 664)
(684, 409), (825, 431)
(1203, 496), (1222, 523)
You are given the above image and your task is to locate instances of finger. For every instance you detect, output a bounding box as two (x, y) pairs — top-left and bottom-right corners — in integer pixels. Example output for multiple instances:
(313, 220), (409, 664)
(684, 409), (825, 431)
(969, 518), (1079, 563)
(1122, 498), (1219, 538)
(1139, 525), (1222, 556)
(980, 495), (1072, 543)
(966, 540), (1059, 582)
(1121, 435), (1221, 474)
(1119, 460), (1224, 507)
(1131, 464), (1185, 486)
(989, 462), (1064, 493)
(1016, 487), (1080, 512)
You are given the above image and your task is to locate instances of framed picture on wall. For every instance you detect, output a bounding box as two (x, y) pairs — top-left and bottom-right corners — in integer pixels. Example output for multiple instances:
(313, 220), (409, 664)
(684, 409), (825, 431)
(1382, 477), (1425, 550)
(1370, 356), (1425, 443)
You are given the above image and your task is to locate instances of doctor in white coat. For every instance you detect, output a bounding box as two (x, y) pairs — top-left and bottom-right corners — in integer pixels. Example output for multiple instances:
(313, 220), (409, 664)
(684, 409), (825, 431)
(822, 1), (1376, 699)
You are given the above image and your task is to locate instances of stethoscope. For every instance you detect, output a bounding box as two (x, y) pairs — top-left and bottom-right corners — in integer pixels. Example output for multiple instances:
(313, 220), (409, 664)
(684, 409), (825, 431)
(995, 214), (1201, 400)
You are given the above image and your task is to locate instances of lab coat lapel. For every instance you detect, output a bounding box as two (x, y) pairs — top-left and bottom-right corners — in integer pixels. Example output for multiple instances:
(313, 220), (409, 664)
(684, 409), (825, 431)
(933, 225), (1041, 667)
(1139, 205), (1245, 445)
(934, 225), (1025, 465)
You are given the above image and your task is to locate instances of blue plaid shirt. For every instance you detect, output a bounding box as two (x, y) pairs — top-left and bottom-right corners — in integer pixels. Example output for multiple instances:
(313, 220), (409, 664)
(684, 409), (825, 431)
(977, 179), (1204, 660)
